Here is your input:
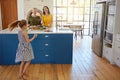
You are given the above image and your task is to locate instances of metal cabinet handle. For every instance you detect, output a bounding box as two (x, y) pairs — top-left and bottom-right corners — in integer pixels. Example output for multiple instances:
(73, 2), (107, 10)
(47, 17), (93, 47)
(117, 57), (119, 60)
(118, 46), (120, 48)
(45, 35), (49, 38)
(106, 51), (108, 53)
(45, 54), (49, 57)
(45, 44), (48, 46)
(118, 38), (120, 40)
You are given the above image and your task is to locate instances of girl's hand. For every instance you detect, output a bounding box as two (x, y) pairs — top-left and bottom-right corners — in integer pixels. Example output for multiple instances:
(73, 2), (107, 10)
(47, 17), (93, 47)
(34, 34), (38, 38)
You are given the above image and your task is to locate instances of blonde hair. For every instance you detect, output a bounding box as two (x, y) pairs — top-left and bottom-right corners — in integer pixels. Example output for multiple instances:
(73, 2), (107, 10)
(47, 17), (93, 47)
(9, 20), (27, 31)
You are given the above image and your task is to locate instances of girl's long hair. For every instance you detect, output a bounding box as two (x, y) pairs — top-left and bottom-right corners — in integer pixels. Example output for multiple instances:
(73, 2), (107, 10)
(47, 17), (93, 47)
(8, 20), (27, 31)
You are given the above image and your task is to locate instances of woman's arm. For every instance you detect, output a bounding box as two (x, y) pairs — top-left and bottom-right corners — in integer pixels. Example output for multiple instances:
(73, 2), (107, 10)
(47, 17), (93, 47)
(23, 31), (37, 43)
(40, 15), (44, 25)
(37, 13), (44, 26)
(41, 15), (44, 26)
(49, 14), (53, 27)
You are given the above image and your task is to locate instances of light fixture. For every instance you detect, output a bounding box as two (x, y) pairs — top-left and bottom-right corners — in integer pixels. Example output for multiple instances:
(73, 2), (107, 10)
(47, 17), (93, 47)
(70, 0), (77, 5)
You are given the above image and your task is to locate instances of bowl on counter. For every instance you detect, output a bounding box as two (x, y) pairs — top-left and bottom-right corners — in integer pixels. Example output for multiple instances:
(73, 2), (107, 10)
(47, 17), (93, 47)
(29, 26), (53, 32)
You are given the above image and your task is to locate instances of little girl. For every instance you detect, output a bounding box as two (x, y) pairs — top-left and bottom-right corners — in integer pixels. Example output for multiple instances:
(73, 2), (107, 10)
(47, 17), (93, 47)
(9, 20), (37, 80)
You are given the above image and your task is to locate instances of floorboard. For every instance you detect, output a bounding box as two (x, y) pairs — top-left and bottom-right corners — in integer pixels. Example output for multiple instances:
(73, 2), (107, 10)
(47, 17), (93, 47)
(0, 36), (120, 80)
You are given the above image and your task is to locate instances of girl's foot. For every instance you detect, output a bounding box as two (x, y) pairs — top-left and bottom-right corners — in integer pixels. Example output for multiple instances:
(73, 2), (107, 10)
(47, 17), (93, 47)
(19, 74), (26, 80)
(23, 73), (29, 77)
(19, 76), (25, 80)
(23, 71), (29, 77)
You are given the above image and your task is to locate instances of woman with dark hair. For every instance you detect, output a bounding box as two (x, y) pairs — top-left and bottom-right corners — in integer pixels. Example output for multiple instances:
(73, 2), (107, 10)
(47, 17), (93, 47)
(9, 20), (37, 80)
(42, 6), (53, 30)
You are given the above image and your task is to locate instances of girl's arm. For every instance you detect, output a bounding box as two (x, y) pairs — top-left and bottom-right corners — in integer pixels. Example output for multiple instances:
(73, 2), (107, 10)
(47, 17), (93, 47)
(23, 31), (37, 43)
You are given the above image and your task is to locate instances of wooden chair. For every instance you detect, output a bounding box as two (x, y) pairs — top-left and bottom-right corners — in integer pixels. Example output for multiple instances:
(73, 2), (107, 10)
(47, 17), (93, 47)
(70, 25), (83, 40)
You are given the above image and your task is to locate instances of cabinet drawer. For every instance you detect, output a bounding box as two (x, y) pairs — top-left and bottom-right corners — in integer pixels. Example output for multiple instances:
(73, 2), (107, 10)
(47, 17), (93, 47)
(37, 34), (57, 40)
(103, 45), (113, 62)
(32, 42), (55, 51)
(41, 53), (55, 63)
(115, 42), (120, 53)
(32, 50), (55, 64)
(115, 54), (120, 67)
(29, 34), (54, 41)
(116, 34), (120, 42)
(115, 42), (120, 65)
(39, 52), (54, 63)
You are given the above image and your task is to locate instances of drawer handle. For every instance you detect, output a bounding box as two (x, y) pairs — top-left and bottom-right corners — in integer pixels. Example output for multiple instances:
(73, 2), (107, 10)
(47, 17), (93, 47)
(117, 57), (119, 60)
(45, 44), (48, 46)
(45, 54), (49, 57)
(45, 35), (49, 38)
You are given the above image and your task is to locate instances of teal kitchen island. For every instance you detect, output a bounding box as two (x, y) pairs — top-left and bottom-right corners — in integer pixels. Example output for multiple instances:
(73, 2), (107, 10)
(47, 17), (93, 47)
(0, 29), (73, 65)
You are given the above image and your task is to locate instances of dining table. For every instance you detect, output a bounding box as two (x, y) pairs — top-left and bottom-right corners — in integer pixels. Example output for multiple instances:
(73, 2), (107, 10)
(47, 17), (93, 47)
(63, 24), (84, 39)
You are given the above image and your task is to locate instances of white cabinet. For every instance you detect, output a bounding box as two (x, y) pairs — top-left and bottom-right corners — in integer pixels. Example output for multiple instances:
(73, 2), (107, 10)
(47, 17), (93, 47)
(113, 0), (120, 67)
(114, 34), (120, 67)
(103, 43), (113, 63)
(114, 40), (120, 67)
(102, 0), (116, 64)
(102, 0), (120, 67)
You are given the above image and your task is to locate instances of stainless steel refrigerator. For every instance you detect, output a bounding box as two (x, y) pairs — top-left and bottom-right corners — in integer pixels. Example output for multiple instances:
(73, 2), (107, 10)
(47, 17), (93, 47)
(92, 2), (107, 57)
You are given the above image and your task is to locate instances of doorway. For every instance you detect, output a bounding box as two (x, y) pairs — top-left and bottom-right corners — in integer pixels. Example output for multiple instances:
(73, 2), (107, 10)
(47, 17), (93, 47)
(1, 0), (18, 29)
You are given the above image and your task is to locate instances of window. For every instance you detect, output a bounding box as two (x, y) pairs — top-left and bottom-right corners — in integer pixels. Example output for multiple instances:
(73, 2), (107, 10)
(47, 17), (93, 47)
(53, 0), (96, 35)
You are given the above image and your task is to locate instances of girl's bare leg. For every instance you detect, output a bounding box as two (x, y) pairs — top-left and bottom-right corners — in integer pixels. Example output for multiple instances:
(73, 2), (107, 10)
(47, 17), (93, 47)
(22, 61), (31, 77)
(19, 61), (25, 79)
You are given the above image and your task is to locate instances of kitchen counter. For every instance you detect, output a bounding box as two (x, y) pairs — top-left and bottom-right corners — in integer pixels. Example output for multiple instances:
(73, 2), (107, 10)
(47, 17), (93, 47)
(0, 28), (73, 65)
(0, 28), (73, 34)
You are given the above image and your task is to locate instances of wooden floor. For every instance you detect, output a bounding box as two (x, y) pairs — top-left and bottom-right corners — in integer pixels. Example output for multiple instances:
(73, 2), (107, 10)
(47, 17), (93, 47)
(0, 36), (120, 80)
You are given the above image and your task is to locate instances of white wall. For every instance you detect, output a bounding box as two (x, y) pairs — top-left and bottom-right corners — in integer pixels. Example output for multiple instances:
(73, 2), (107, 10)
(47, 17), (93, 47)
(0, 0), (53, 29)
(24, 0), (53, 19)
(114, 0), (120, 34)
(17, 0), (53, 20)
(17, 0), (24, 20)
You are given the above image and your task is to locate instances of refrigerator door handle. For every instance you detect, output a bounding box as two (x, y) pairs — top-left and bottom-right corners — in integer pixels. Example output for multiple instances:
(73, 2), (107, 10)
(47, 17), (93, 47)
(93, 25), (97, 35)
(93, 11), (98, 35)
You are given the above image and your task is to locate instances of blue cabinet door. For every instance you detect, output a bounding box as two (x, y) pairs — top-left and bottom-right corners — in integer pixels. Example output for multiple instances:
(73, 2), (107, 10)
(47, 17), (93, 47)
(29, 34), (41, 63)
(32, 34), (73, 64)
(30, 34), (55, 63)
(53, 34), (73, 64)
(0, 34), (2, 64)
(0, 33), (73, 65)
(2, 34), (18, 65)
